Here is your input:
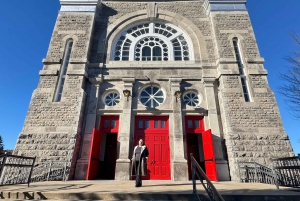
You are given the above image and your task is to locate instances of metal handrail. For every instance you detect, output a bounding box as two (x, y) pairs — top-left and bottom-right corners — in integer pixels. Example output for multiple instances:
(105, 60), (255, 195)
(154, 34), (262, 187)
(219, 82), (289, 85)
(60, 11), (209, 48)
(271, 155), (300, 189)
(0, 154), (36, 187)
(238, 156), (300, 189)
(31, 161), (70, 182)
(237, 161), (276, 184)
(190, 153), (225, 201)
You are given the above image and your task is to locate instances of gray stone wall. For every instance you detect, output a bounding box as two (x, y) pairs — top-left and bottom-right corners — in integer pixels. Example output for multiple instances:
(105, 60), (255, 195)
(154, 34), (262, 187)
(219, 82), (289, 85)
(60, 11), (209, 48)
(14, 11), (95, 179)
(210, 10), (294, 181)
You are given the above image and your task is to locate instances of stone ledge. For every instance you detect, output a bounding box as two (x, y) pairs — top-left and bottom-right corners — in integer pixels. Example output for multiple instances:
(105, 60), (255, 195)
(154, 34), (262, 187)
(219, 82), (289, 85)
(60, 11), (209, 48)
(106, 60), (199, 65)
(246, 57), (265, 63)
(67, 70), (88, 77)
(39, 70), (58, 76)
(69, 59), (89, 64)
(42, 58), (61, 64)
(248, 69), (268, 75)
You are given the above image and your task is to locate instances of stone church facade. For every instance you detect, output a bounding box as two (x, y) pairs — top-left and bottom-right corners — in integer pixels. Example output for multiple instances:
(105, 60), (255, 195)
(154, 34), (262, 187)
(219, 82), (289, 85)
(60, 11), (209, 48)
(14, 0), (294, 181)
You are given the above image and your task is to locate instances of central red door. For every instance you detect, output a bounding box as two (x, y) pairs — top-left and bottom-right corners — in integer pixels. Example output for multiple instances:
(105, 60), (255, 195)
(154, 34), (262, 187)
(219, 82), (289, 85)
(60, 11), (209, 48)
(134, 116), (170, 180)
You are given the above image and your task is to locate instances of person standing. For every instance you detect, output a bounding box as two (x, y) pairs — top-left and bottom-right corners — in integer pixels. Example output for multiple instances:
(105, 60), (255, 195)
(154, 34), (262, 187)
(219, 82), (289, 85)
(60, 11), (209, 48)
(131, 139), (149, 187)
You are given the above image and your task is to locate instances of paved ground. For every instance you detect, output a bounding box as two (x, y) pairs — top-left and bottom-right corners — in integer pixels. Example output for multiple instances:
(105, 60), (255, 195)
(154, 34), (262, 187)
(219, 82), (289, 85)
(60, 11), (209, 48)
(0, 180), (300, 200)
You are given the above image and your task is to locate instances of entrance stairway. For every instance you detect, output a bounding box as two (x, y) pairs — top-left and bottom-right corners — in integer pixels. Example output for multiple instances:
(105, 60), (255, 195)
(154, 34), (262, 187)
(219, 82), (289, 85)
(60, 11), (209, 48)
(0, 180), (300, 201)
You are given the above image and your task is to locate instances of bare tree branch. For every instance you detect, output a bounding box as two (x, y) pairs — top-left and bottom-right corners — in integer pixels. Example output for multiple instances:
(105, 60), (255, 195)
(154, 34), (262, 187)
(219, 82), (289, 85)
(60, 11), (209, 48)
(278, 33), (300, 120)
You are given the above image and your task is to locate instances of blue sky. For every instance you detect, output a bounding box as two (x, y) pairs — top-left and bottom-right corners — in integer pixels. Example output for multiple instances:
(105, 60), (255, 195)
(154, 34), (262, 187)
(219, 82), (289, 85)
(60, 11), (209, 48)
(0, 0), (299, 155)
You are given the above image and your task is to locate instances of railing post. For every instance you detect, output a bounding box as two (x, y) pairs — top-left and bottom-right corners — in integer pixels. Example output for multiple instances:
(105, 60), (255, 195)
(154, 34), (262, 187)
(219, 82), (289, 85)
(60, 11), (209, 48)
(47, 161), (53, 181)
(27, 157), (36, 187)
(254, 162), (258, 183)
(190, 153), (196, 194)
(271, 160), (279, 190)
(238, 161), (242, 182)
(63, 162), (67, 181)
(245, 165), (249, 182)
(0, 154), (7, 185)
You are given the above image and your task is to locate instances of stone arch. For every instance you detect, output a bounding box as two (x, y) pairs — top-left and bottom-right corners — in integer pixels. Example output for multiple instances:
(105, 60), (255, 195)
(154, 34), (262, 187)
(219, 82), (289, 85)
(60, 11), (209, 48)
(102, 9), (209, 63)
(61, 35), (79, 58)
(227, 33), (245, 60)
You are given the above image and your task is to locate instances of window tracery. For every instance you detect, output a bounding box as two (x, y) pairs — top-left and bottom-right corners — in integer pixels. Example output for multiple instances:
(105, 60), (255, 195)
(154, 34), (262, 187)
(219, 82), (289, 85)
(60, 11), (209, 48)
(183, 92), (201, 107)
(112, 22), (192, 61)
(139, 86), (165, 108)
(104, 92), (121, 106)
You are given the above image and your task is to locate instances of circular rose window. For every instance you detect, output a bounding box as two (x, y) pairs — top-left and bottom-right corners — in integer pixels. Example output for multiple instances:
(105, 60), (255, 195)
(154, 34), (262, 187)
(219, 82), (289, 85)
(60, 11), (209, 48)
(140, 86), (165, 108)
(104, 92), (121, 106)
(183, 92), (200, 107)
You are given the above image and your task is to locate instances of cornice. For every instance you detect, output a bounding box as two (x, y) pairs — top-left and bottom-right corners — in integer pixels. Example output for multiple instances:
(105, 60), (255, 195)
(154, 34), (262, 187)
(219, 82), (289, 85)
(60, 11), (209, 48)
(204, 0), (247, 15)
(59, 0), (99, 12)
(60, 0), (98, 5)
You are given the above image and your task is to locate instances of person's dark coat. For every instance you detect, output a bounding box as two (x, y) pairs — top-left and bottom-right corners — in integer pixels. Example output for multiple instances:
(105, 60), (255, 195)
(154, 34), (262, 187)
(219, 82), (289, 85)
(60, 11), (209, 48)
(131, 145), (149, 176)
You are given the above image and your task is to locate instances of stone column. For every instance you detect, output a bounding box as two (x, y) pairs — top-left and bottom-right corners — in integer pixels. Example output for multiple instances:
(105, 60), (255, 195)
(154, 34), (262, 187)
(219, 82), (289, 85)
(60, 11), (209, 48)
(203, 77), (230, 181)
(170, 77), (188, 181)
(74, 76), (102, 180)
(115, 77), (135, 180)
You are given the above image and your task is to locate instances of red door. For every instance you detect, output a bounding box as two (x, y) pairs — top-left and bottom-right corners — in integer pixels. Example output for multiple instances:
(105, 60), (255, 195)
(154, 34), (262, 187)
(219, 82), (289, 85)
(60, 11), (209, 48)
(134, 116), (170, 180)
(86, 129), (102, 180)
(202, 129), (218, 181)
(86, 116), (119, 180)
(185, 116), (218, 181)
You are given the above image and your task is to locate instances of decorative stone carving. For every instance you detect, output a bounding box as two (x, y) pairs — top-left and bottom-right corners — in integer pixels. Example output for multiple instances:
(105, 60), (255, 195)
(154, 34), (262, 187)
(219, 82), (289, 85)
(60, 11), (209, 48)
(147, 2), (158, 20)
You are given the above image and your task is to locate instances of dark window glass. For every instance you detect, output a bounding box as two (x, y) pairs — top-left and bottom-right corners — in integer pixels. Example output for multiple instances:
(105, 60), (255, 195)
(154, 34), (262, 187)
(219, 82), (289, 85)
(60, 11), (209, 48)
(142, 46), (151, 57)
(145, 120), (150, 128)
(188, 120), (193, 128)
(195, 120), (199, 128)
(161, 121), (165, 128)
(54, 40), (73, 102)
(104, 120), (109, 128)
(153, 46), (162, 56)
(139, 120), (143, 129)
(111, 120), (116, 128)
(233, 39), (251, 102)
(154, 120), (159, 128)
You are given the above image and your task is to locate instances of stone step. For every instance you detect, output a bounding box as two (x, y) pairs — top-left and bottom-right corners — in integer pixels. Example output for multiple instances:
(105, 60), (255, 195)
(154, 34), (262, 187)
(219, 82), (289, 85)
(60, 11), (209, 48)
(1, 191), (300, 201)
(1, 181), (299, 201)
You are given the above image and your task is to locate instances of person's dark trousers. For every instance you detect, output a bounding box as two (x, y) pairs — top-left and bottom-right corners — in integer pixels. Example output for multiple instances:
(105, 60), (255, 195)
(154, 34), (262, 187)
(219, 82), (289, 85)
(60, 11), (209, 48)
(135, 161), (142, 187)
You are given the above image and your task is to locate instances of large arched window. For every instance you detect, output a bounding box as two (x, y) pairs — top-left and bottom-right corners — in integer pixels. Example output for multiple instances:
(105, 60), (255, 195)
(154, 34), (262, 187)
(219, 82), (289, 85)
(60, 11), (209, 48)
(112, 22), (192, 61)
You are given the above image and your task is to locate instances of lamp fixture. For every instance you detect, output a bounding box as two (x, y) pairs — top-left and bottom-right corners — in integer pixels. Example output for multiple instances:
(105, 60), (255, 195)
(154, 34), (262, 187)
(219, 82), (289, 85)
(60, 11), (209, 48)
(174, 90), (182, 102)
(123, 89), (131, 101)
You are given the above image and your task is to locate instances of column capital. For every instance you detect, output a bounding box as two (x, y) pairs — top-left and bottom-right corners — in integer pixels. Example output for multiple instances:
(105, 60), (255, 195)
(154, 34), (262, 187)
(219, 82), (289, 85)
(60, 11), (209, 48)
(122, 77), (135, 83)
(89, 76), (102, 85)
(203, 77), (216, 85)
(122, 77), (135, 88)
(169, 77), (182, 87)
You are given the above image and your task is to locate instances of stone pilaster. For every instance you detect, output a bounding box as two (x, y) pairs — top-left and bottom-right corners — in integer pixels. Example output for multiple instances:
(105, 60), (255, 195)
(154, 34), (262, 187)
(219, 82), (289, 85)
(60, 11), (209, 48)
(115, 77), (135, 180)
(74, 76), (102, 180)
(203, 77), (230, 181)
(170, 77), (188, 181)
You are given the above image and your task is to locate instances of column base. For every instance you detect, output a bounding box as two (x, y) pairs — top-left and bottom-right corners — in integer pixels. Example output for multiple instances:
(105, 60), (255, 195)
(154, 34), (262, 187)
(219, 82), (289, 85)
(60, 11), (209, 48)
(216, 160), (230, 181)
(115, 159), (131, 181)
(74, 159), (88, 180)
(172, 160), (188, 181)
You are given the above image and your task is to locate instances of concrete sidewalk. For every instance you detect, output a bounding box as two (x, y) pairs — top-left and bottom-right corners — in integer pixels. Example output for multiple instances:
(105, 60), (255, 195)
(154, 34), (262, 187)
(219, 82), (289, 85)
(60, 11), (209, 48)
(0, 180), (300, 200)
